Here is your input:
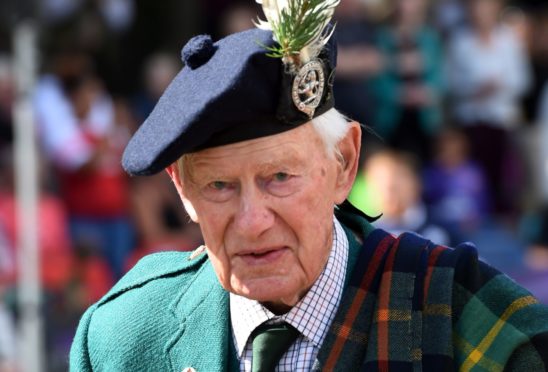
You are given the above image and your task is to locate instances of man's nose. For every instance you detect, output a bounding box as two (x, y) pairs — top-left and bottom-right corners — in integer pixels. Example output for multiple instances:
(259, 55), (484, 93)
(233, 188), (275, 239)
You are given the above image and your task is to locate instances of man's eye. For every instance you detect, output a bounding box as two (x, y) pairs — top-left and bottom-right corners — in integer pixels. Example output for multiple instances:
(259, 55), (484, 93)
(210, 181), (228, 190)
(265, 171), (299, 197)
(273, 172), (289, 182)
(201, 180), (236, 202)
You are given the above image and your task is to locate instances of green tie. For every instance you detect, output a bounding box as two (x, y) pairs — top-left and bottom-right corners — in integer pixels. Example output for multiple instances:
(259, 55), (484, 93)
(251, 322), (300, 372)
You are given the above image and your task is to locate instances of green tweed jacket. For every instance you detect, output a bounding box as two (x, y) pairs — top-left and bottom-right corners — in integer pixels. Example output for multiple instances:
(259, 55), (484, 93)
(70, 205), (548, 371)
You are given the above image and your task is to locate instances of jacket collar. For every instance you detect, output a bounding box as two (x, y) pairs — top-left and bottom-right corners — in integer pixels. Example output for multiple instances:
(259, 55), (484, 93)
(166, 256), (238, 372)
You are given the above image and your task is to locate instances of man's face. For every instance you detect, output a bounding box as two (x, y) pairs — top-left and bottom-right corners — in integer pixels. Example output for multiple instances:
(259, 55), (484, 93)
(170, 122), (359, 312)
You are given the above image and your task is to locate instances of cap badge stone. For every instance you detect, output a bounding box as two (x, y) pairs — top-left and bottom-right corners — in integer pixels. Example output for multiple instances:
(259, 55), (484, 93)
(291, 60), (325, 118)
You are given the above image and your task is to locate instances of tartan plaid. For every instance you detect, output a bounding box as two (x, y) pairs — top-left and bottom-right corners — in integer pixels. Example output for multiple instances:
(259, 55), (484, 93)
(314, 210), (548, 371)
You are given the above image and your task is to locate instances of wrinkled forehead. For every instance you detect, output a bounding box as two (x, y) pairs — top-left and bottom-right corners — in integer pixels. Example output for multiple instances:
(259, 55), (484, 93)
(181, 123), (328, 175)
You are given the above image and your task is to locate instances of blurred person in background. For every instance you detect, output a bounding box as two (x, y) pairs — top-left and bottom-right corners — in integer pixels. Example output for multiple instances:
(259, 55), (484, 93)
(128, 172), (203, 268)
(34, 48), (134, 282)
(131, 52), (181, 123)
(538, 83), (548, 203)
(445, 0), (531, 218)
(422, 126), (489, 241)
(0, 147), (74, 296)
(520, 82), (548, 270)
(40, 0), (135, 95)
(62, 73), (134, 280)
(372, 0), (444, 164)
(500, 5), (531, 47)
(0, 144), (82, 370)
(432, 0), (466, 39)
(333, 0), (384, 130)
(523, 7), (548, 124)
(219, 1), (257, 36)
(353, 149), (451, 245)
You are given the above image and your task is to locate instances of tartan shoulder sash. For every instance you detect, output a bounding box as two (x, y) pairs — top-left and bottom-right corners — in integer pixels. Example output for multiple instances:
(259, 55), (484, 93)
(315, 227), (548, 371)
(315, 229), (454, 371)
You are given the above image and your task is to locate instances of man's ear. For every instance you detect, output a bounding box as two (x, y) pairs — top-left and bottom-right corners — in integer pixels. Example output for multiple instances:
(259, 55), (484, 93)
(334, 121), (361, 204)
(166, 163), (199, 223)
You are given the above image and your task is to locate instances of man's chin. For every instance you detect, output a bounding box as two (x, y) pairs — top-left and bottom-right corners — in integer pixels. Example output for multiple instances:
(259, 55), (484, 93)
(230, 276), (307, 313)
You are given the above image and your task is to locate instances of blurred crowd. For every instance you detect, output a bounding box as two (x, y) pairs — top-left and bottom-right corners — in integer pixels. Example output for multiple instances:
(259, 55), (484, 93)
(1, 0), (548, 370)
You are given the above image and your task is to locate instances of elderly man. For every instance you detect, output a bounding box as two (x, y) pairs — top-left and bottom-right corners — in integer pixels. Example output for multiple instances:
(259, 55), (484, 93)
(70, 2), (548, 371)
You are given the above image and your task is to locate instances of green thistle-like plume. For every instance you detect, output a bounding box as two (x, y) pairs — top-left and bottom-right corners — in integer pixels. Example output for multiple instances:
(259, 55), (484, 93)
(255, 0), (339, 71)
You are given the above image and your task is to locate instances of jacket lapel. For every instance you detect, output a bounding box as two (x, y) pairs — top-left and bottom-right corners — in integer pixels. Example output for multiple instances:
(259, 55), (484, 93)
(166, 258), (236, 372)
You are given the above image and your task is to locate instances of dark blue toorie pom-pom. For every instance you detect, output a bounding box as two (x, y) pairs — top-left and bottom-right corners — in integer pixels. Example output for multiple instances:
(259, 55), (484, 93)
(182, 34), (216, 69)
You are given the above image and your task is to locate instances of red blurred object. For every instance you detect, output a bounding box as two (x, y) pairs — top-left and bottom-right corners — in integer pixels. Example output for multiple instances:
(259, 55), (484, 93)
(0, 192), (73, 291)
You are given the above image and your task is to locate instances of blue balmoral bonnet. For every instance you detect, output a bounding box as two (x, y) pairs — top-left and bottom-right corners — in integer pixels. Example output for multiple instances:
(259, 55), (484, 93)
(122, 5), (339, 176)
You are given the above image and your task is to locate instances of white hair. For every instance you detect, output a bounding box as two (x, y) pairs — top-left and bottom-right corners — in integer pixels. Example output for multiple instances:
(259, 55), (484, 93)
(311, 107), (352, 159)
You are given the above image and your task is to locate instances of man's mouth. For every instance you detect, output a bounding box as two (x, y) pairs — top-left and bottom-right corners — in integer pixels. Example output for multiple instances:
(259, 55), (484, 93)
(238, 247), (288, 265)
(250, 251), (273, 257)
